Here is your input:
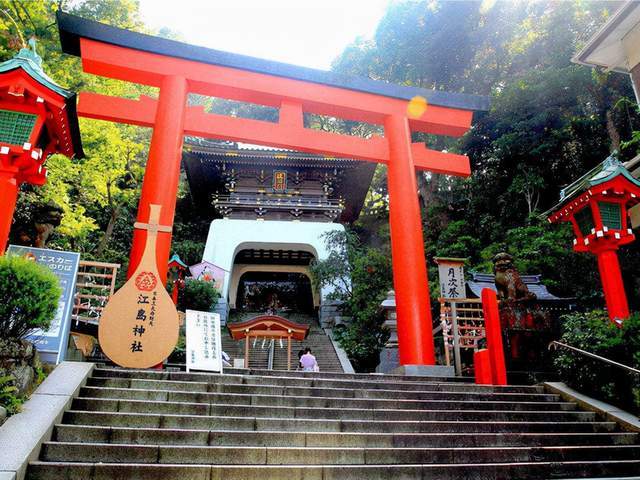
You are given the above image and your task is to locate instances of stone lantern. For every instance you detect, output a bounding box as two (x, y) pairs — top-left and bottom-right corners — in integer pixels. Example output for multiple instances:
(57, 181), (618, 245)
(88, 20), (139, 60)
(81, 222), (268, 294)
(0, 39), (83, 252)
(547, 154), (640, 322)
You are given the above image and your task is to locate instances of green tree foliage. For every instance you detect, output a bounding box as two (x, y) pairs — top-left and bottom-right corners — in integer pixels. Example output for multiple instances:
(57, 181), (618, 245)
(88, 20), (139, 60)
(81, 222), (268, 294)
(0, 1), (208, 290)
(311, 231), (392, 372)
(3, 1), (640, 363)
(0, 374), (22, 415)
(0, 255), (61, 339)
(176, 279), (220, 313)
(0, 0), (154, 278)
(334, 0), (640, 309)
(554, 310), (640, 413)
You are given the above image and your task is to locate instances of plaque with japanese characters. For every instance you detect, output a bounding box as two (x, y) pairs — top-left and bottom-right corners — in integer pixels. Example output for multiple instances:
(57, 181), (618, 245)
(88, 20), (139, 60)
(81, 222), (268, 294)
(185, 309), (222, 373)
(98, 204), (179, 368)
(435, 257), (466, 300)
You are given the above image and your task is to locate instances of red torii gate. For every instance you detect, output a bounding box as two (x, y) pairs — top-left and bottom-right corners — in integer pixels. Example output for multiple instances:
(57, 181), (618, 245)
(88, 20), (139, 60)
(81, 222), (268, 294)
(57, 12), (488, 366)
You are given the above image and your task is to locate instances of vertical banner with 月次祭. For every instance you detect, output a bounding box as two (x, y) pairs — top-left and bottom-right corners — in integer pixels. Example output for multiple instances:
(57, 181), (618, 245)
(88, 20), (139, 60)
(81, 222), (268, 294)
(185, 309), (222, 373)
(7, 245), (80, 364)
(434, 257), (466, 376)
(434, 257), (466, 299)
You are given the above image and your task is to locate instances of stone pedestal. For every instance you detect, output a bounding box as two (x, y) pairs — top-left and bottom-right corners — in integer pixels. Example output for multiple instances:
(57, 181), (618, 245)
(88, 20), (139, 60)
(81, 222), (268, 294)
(376, 290), (455, 377)
(319, 300), (345, 328)
(214, 298), (229, 325)
(391, 364), (455, 377)
(376, 290), (400, 374)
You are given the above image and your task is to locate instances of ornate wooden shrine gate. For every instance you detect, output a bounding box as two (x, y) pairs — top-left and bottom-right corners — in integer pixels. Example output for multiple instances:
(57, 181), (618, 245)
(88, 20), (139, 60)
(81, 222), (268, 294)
(57, 12), (488, 367)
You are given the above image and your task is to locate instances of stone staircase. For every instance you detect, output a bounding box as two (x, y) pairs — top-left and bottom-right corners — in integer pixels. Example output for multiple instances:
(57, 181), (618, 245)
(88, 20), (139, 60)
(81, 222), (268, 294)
(221, 336), (270, 370)
(223, 312), (345, 372)
(27, 366), (640, 479)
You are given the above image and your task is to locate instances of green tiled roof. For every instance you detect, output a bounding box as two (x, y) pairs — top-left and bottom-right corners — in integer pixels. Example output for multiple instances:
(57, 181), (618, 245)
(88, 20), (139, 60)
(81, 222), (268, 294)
(0, 41), (74, 99)
(0, 40), (84, 157)
(168, 254), (188, 268)
(546, 153), (640, 216)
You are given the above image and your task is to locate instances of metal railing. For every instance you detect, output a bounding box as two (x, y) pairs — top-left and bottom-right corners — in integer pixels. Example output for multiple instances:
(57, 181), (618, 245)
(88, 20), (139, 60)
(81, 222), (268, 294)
(549, 341), (640, 375)
(213, 194), (344, 211)
(267, 339), (275, 370)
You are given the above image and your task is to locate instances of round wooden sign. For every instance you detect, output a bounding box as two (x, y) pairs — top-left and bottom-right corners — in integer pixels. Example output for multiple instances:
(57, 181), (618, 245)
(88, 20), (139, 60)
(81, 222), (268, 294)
(98, 205), (179, 368)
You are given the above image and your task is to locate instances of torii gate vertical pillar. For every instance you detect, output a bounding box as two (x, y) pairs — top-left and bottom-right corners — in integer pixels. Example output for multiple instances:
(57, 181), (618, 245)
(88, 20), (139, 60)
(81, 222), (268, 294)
(385, 115), (436, 365)
(127, 75), (188, 282)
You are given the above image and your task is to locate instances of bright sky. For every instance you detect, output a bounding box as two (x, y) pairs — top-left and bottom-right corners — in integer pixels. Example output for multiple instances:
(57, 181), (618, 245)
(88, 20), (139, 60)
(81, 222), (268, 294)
(138, 0), (391, 71)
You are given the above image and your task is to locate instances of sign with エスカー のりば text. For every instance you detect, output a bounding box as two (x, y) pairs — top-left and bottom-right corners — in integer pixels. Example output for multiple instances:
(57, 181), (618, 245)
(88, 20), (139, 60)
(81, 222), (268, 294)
(7, 245), (80, 364)
(185, 309), (223, 373)
(434, 257), (466, 300)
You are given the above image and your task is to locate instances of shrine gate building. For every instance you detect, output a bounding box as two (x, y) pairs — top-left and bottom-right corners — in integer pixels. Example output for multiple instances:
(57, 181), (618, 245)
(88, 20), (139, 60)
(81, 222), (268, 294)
(183, 139), (374, 325)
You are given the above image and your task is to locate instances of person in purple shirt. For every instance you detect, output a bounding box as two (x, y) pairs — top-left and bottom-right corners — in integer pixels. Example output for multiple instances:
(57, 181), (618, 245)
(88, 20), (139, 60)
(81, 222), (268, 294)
(300, 347), (318, 372)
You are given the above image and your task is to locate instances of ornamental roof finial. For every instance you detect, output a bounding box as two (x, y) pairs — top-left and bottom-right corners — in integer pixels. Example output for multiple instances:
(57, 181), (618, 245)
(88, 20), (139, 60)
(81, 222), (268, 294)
(15, 36), (43, 69)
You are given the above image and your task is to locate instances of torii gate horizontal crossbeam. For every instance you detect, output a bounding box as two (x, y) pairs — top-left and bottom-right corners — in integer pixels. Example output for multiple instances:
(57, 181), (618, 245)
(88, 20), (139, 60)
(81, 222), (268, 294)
(78, 92), (471, 176)
(76, 37), (475, 137)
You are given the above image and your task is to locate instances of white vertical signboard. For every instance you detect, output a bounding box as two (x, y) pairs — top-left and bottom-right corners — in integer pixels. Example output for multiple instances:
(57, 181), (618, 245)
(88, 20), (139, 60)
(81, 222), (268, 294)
(185, 309), (223, 373)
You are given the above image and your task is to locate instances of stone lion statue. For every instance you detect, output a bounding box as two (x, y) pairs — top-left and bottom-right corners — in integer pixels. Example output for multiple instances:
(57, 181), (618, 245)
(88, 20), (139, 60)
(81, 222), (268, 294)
(493, 252), (536, 302)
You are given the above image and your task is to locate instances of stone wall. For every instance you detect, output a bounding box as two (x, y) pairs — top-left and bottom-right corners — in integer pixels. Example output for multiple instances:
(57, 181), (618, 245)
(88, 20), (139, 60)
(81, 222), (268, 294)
(0, 339), (41, 397)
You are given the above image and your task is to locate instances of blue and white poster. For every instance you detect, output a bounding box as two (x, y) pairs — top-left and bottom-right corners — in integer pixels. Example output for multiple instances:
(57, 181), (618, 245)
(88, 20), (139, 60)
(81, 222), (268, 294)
(7, 245), (80, 364)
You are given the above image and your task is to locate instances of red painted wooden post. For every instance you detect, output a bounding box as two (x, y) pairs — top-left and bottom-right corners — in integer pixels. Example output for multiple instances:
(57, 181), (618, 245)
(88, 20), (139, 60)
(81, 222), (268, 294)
(595, 247), (629, 322)
(385, 114), (435, 366)
(481, 288), (507, 386)
(127, 75), (188, 283)
(0, 170), (19, 253)
(474, 349), (493, 385)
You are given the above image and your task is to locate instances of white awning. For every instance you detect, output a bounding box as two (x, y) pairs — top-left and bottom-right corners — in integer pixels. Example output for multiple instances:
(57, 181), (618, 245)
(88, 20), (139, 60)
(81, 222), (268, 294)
(572, 1), (640, 73)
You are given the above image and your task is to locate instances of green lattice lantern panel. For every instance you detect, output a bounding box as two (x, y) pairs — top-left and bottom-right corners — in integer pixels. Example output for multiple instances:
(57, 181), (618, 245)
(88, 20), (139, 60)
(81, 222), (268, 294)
(0, 109), (37, 146)
(598, 201), (622, 230)
(574, 207), (595, 236)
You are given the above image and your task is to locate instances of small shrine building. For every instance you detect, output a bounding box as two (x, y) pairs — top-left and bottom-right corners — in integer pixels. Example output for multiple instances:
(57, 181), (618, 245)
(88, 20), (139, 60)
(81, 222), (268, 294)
(183, 139), (375, 324)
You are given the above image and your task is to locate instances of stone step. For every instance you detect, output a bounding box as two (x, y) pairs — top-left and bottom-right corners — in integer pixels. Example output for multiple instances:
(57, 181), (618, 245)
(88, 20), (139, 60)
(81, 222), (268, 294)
(89, 374), (498, 395)
(39, 441), (640, 465)
(71, 397), (594, 422)
(26, 459), (640, 480)
(93, 366), (476, 385)
(78, 386), (570, 410)
(62, 411), (617, 433)
(54, 425), (639, 448)
(222, 366), (471, 382)
(88, 371), (544, 394)
(26, 366), (640, 480)
(87, 376), (554, 402)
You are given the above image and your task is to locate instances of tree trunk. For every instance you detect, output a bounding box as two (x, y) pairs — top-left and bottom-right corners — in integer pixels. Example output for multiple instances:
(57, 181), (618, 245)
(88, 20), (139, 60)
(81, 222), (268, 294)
(95, 205), (121, 257)
(606, 109), (621, 152)
(416, 173), (428, 210)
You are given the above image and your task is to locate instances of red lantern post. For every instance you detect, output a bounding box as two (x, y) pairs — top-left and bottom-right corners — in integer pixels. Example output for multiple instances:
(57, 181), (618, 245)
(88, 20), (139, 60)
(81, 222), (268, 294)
(167, 253), (188, 306)
(0, 40), (83, 252)
(547, 155), (640, 323)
